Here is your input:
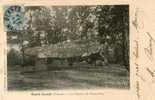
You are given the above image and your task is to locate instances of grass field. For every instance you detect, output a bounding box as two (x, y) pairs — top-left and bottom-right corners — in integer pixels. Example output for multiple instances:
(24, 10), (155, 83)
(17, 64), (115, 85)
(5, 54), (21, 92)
(7, 64), (129, 90)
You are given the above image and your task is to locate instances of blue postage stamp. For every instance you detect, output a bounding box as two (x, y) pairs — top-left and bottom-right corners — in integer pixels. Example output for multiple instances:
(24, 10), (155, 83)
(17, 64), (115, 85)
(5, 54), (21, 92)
(4, 6), (25, 31)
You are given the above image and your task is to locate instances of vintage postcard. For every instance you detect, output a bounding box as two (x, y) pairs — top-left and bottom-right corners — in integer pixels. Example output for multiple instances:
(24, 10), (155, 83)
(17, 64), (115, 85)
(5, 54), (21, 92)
(0, 0), (155, 100)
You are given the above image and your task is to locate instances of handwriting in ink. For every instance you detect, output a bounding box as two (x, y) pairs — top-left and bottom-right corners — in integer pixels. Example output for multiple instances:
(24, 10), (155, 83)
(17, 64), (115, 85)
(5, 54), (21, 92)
(144, 32), (155, 61)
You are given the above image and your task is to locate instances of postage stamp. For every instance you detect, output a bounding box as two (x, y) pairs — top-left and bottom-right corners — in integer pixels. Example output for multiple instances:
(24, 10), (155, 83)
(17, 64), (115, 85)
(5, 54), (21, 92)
(0, 0), (155, 100)
(4, 6), (25, 31)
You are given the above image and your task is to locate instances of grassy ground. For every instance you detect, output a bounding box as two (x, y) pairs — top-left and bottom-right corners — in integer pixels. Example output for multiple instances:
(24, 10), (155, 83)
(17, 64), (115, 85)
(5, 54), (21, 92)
(7, 64), (129, 90)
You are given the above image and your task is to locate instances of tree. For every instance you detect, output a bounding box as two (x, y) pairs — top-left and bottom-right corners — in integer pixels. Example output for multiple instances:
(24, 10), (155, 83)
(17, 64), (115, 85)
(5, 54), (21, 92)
(7, 6), (129, 70)
(97, 5), (129, 70)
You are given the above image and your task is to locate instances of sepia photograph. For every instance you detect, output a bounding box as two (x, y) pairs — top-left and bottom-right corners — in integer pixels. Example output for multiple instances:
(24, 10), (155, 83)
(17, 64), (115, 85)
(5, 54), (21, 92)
(4, 5), (129, 90)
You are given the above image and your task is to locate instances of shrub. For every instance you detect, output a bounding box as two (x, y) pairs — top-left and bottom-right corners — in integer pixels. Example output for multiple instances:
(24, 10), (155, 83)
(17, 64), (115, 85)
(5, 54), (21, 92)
(7, 49), (22, 65)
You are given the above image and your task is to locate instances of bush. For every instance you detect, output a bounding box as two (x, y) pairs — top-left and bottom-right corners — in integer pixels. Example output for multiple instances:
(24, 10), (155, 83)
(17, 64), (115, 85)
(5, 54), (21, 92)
(7, 49), (22, 65)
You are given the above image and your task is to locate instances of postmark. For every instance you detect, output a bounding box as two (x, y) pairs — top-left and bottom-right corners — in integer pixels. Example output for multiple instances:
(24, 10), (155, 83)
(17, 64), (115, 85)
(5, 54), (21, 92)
(4, 6), (25, 31)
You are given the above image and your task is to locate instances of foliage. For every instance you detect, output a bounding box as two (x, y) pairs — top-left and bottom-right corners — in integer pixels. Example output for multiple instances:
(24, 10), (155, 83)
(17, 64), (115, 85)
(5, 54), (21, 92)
(7, 5), (129, 69)
(7, 49), (22, 65)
